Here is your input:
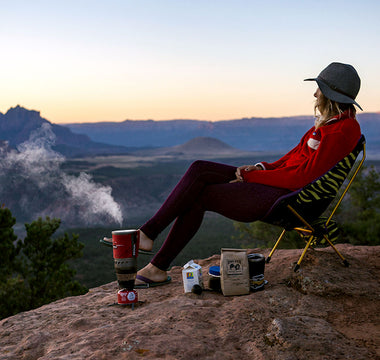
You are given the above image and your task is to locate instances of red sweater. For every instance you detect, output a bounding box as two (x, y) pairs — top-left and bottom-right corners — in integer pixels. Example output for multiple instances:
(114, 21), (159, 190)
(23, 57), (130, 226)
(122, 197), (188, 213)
(241, 112), (361, 191)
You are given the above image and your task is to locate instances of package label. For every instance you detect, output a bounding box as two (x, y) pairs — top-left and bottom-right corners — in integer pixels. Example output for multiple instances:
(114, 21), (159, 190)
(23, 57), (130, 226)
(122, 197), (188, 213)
(227, 260), (243, 275)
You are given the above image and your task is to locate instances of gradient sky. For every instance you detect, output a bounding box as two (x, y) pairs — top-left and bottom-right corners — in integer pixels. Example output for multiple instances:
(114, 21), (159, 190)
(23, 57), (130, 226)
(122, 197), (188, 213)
(1, 0), (379, 123)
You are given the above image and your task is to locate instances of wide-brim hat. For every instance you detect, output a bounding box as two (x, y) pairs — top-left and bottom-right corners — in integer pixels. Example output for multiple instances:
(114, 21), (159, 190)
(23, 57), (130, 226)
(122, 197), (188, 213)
(305, 62), (362, 110)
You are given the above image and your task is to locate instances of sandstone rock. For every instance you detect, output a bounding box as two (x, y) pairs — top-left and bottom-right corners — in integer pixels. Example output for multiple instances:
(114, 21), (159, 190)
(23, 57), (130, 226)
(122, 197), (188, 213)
(0, 245), (379, 359)
(266, 316), (370, 359)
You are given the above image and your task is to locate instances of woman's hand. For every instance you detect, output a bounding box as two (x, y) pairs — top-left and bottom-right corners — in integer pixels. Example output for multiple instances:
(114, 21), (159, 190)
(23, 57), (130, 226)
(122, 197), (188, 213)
(230, 165), (261, 183)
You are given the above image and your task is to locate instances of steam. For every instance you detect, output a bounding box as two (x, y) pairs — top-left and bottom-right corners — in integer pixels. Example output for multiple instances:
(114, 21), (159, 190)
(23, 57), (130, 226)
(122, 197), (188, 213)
(0, 123), (123, 226)
(62, 172), (123, 225)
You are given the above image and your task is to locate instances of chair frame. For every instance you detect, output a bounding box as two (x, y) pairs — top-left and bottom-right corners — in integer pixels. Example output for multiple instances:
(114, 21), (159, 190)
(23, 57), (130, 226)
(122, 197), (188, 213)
(264, 136), (366, 271)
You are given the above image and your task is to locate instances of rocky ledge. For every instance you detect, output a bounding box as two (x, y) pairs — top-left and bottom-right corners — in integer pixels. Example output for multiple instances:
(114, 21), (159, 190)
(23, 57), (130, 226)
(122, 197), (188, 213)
(1, 244), (379, 359)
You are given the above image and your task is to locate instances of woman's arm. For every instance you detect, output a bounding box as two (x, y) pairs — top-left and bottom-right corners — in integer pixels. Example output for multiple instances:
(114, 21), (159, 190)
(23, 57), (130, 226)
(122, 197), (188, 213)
(242, 125), (360, 190)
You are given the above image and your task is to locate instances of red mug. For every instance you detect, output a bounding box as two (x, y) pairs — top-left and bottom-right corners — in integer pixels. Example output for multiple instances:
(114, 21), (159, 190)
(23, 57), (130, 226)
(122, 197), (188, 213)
(112, 229), (140, 259)
(112, 229), (140, 290)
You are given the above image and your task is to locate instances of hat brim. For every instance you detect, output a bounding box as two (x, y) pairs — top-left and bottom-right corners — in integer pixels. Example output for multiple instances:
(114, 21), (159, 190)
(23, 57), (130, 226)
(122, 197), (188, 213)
(304, 78), (362, 111)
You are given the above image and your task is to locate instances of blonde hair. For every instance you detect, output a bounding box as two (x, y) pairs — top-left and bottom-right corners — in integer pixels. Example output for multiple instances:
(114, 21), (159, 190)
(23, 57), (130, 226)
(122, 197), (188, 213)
(314, 93), (356, 128)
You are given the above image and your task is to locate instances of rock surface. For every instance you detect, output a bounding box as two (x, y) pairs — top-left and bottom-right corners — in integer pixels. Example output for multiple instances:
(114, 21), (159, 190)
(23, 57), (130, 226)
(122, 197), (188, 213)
(1, 244), (379, 360)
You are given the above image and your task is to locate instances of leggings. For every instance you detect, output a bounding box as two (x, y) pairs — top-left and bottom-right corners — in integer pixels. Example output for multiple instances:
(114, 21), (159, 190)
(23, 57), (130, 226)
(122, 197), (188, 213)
(140, 160), (290, 270)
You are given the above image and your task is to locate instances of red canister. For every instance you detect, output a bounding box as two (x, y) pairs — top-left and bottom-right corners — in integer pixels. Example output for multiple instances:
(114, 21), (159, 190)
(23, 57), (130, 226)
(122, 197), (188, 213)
(117, 289), (138, 305)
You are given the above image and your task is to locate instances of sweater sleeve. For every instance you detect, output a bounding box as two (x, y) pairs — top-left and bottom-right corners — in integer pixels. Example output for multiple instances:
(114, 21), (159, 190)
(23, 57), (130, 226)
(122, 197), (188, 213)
(242, 120), (361, 190)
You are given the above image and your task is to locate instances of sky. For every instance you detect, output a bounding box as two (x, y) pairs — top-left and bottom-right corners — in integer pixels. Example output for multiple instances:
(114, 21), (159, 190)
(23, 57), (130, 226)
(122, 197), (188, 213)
(0, 0), (379, 123)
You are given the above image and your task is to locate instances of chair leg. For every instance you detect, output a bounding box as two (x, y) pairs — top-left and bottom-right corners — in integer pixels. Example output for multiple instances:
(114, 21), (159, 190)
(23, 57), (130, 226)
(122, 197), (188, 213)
(323, 235), (349, 267)
(294, 235), (315, 272)
(266, 229), (286, 263)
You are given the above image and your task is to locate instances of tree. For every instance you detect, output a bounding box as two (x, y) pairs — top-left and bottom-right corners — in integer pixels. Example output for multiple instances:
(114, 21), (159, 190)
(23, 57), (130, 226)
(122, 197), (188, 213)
(20, 217), (88, 309)
(0, 207), (26, 318)
(0, 209), (87, 319)
(0, 207), (18, 279)
(338, 166), (380, 245)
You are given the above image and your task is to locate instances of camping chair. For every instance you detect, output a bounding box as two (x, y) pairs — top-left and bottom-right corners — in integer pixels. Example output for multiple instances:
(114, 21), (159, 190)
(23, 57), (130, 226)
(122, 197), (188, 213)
(262, 135), (366, 271)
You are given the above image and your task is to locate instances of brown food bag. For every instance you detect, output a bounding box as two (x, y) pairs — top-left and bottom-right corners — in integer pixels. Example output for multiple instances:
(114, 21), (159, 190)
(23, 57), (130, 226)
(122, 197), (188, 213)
(220, 248), (250, 296)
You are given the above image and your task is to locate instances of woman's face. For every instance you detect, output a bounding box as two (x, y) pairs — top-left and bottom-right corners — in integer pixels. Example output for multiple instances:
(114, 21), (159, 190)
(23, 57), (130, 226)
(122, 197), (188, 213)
(314, 87), (322, 100)
(314, 87), (324, 110)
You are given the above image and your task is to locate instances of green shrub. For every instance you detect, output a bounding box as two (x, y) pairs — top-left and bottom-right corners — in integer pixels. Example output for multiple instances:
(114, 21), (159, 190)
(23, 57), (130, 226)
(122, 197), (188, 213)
(0, 208), (87, 320)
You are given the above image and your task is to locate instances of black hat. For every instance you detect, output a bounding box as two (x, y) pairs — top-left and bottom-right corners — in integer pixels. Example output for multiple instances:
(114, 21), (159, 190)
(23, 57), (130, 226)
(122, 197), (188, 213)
(305, 62), (362, 110)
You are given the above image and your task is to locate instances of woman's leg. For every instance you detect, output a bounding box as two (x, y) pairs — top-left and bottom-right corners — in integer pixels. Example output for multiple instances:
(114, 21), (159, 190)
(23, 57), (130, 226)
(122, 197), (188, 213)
(140, 160), (236, 241)
(148, 181), (289, 271)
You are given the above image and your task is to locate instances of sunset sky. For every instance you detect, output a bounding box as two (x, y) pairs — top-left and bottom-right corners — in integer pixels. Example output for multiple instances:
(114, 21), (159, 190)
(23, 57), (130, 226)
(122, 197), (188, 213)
(1, 0), (379, 123)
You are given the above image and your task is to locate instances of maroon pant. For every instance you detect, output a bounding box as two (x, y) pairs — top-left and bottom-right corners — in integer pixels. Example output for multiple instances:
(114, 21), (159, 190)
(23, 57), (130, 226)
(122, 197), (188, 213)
(140, 160), (289, 270)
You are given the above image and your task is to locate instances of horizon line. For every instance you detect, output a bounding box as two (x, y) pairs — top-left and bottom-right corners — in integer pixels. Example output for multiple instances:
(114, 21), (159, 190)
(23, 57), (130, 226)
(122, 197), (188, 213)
(2, 105), (379, 125)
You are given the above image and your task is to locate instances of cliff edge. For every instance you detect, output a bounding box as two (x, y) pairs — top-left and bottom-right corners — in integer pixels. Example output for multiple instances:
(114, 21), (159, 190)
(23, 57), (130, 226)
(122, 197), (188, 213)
(1, 244), (379, 359)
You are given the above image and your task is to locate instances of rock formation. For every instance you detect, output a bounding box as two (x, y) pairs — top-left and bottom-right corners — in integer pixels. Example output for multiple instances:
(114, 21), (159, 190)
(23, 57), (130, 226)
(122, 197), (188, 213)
(1, 244), (379, 359)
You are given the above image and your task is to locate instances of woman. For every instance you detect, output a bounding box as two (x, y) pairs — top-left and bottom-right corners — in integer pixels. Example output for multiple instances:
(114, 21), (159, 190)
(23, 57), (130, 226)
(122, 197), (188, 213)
(111, 62), (363, 287)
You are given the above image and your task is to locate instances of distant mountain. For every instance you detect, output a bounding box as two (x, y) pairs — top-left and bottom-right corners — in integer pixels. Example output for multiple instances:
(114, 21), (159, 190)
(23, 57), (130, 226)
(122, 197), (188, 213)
(173, 136), (236, 154)
(139, 136), (247, 157)
(0, 106), (132, 157)
(1, 106), (379, 159)
(65, 117), (311, 151)
(64, 113), (380, 158)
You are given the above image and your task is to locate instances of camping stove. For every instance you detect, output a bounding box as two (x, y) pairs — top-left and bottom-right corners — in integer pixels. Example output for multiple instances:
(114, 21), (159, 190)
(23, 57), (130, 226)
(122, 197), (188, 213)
(111, 229), (140, 309)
